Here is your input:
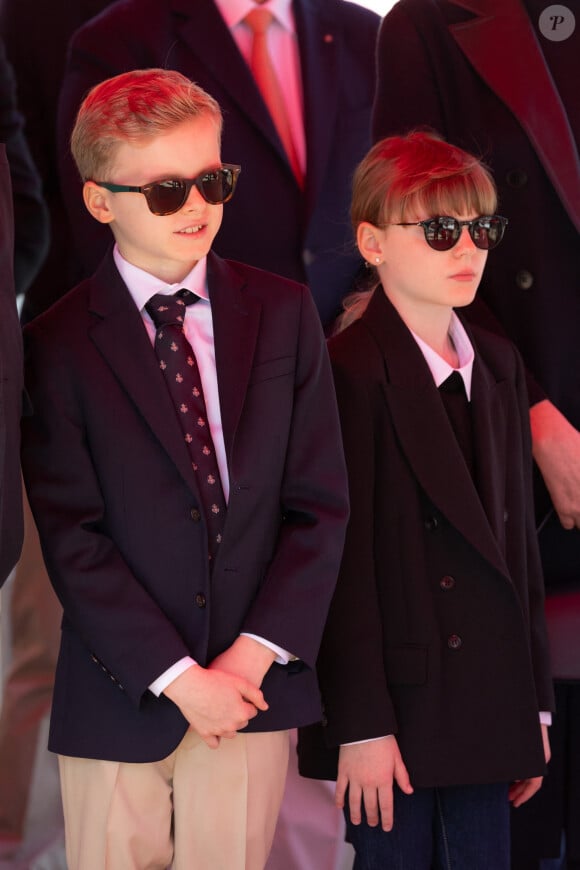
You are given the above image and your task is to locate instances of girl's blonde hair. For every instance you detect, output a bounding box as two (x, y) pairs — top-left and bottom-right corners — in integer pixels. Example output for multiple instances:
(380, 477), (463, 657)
(336, 131), (497, 332)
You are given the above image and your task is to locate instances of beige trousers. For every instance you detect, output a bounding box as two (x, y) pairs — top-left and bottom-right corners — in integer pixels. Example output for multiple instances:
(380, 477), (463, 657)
(59, 728), (290, 870)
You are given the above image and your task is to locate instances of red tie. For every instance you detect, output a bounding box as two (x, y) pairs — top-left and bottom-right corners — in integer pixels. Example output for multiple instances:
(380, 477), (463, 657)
(245, 7), (303, 186)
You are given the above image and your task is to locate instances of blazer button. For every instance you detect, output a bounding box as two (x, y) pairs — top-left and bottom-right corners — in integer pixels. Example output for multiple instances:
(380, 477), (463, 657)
(440, 575), (455, 591)
(424, 516), (439, 531)
(447, 634), (462, 650)
(195, 593), (207, 608)
(506, 168), (528, 188)
(515, 269), (534, 290)
(190, 508), (202, 522)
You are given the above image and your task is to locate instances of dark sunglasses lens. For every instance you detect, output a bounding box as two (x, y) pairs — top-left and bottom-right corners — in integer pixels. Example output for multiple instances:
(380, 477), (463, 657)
(472, 217), (505, 250)
(198, 169), (235, 204)
(424, 218), (459, 251)
(146, 180), (187, 215)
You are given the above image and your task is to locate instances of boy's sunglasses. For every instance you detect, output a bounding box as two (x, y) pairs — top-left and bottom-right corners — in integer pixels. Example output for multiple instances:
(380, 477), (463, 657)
(389, 215), (508, 251)
(94, 164), (241, 215)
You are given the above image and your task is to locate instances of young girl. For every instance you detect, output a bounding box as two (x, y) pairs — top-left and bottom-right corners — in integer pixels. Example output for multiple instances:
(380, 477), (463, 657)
(298, 132), (554, 869)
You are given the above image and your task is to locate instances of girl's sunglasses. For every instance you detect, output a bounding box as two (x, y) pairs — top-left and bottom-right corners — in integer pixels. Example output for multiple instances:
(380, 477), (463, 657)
(389, 215), (508, 251)
(94, 164), (241, 215)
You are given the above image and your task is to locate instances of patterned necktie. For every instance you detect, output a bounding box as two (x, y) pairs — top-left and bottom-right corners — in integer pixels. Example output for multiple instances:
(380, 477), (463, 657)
(145, 289), (226, 562)
(244, 6), (303, 185)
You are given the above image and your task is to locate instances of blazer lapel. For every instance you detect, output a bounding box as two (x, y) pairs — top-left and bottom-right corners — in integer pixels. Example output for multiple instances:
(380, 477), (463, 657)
(363, 289), (509, 580)
(447, 0), (580, 233)
(206, 253), (261, 466)
(294, 0), (339, 212)
(469, 348), (510, 551)
(170, 0), (298, 178)
(87, 253), (200, 495)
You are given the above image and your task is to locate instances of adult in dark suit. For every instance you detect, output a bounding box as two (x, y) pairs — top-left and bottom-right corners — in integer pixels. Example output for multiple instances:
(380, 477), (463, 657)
(0, 38), (48, 300)
(0, 144), (23, 587)
(372, 3), (580, 864)
(0, 0), (116, 322)
(57, 0), (380, 329)
(0, 4), (114, 858)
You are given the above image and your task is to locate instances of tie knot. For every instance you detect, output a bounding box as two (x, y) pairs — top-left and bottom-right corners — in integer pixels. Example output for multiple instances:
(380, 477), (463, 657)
(439, 370), (466, 396)
(244, 6), (274, 35)
(145, 289), (198, 329)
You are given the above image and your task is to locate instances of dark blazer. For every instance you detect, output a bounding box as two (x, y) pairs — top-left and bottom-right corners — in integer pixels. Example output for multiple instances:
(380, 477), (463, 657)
(57, 0), (380, 328)
(0, 145), (24, 585)
(21, 250), (349, 762)
(0, 0), (116, 320)
(373, 0), (580, 588)
(299, 288), (554, 788)
(0, 38), (48, 297)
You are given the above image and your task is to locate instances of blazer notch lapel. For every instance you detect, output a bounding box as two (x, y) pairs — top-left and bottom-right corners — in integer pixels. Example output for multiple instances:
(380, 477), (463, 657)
(207, 256), (262, 463)
(89, 286), (200, 498)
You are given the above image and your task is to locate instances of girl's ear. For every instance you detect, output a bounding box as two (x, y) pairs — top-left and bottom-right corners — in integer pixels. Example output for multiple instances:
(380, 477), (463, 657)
(83, 181), (115, 224)
(357, 221), (384, 265)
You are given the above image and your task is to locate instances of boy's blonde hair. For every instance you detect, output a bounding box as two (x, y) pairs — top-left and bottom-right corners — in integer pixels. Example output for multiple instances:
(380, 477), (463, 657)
(337, 131), (498, 331)
(71, 68), (223, 182)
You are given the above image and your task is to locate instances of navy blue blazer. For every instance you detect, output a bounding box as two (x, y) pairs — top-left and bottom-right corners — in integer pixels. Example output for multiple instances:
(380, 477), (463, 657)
(299, 288), (554, 788)
(57, 0), (380, 328)
(21, 250), (349, 762)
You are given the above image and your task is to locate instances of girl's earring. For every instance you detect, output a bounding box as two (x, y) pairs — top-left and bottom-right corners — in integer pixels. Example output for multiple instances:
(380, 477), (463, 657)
(374, 257), (382, 264)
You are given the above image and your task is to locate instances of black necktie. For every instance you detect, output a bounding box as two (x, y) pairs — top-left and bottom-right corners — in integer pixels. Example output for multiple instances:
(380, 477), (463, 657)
(145, 289), (226, 562)
(439, 370), (475, 480)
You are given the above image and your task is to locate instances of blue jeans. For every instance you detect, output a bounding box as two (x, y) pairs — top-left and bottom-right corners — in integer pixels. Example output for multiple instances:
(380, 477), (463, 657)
(345, 782), (510, 870)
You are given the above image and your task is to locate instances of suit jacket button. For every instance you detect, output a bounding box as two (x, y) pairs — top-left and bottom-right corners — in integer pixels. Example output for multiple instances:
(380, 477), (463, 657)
(190, 508), (202, 522)
(195, 593), (207, 608)
(447, 634), (462, 650)
(440, 575), (455, 591)
(506, 169), (528, 188)
(515, 269), (534, 290)
(425, 516), (439, 531)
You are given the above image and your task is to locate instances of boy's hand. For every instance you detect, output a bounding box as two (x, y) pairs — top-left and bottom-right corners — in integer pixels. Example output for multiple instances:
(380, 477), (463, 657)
(209, 635), (277, 688)
(509, 723), (551, 808)
(163, 664), (268, 749)
(336, 736), (413, 832)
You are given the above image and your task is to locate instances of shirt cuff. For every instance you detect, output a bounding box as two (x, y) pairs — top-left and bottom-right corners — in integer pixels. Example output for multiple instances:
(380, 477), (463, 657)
(241, 633), (298, 664)
(149, 656), (197, 697)
(343, 735), (391, 746)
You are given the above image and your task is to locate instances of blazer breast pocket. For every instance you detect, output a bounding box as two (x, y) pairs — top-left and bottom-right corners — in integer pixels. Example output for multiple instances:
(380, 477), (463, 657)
(248, 355), (295, 387)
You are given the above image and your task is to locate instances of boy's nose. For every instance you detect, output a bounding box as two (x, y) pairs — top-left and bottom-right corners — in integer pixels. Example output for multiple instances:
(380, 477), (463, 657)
(182, 183), (206, 211)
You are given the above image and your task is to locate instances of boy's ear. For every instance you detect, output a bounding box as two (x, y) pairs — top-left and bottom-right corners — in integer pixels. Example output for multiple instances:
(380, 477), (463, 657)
(357, 221), (384, 264)
(83, 181), (115, 224)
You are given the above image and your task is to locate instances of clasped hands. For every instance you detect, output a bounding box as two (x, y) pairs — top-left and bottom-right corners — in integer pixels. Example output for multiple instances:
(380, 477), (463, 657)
(163, 635), (276, 749)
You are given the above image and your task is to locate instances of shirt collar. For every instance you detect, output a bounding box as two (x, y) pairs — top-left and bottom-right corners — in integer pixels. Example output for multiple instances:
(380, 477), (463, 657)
(214, 0), (295, 32)
(113, 245), (209, 314)
(410, 312), (474, 400)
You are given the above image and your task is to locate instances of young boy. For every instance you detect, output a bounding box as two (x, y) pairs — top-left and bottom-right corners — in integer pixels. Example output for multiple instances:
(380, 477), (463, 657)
(298, 132), (554, 869)
(20, 68), (349, 870)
